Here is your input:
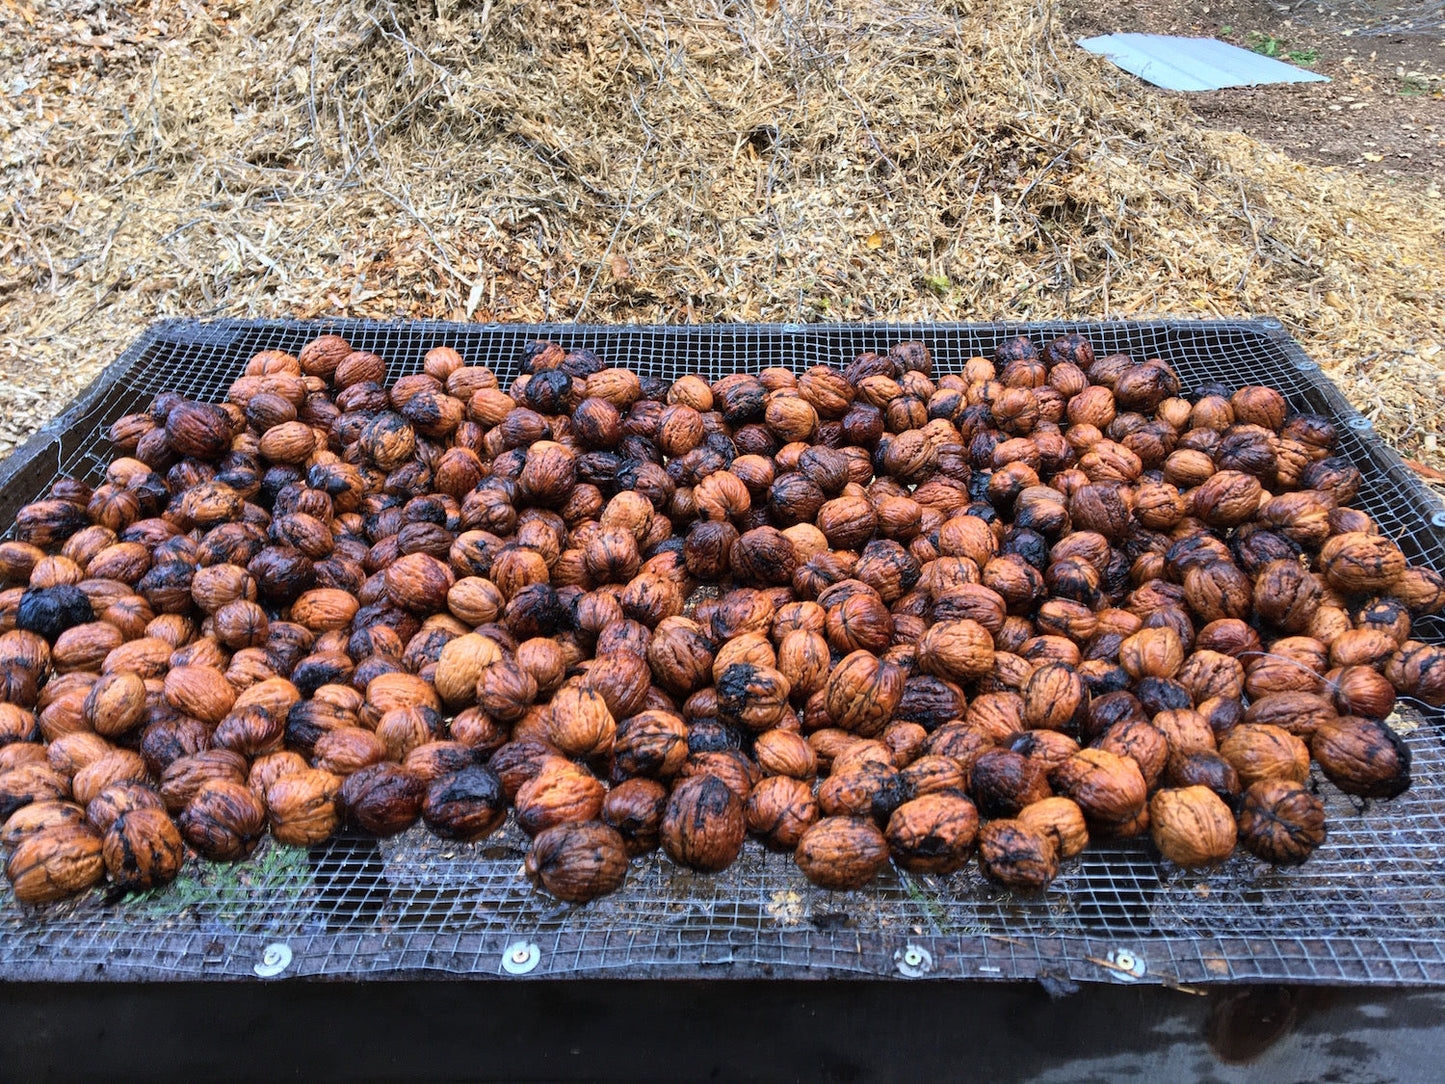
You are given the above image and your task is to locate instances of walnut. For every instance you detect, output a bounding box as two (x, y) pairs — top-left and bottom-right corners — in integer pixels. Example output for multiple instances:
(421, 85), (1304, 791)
(1021, 662), (1085, 731)
(977, 819), (1058, 892)
(547, 685), (618, 760)
(714, 663), (791, 733)
(102, 807), (185, 890)
(6, 823), (105, 903)
(1237, 779), (1326, 865)
(824, 651), (905, 736)
(178, 780), (266, 861)
(1311, 716), (1411, 798)
(265, 768), (342, 846)
(613, 710), (689, 779)
(70, 749), (148, 807)
(917, 619), (995, 682)
(581, 651), (651, 720)
(1330, 665), (1396, 719)
(794, 815), (889, 890)
(1148, 786), (1236, 867)
(968, 749), (1051, 818)
(662, 774), (745, 871)
(1243, 691), (1337, 739)
(753, 729), (818, 779)
(525, 821), (629, 902)
(743, 775), (819, 851)
(1218, 724), (1311, 787)
(1017, 796), (1089, 859)
(1095, 720), (1168, 790)
(1319, 532), (1407, 594)
(1052, 748), (1147, 831)
(818, 761), (906, 821)
(515, 757), (605, 835)
(1119, 627), (1184, 680)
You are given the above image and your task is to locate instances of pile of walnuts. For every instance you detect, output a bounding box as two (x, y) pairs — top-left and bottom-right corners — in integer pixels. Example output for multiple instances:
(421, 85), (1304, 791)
(1, 332), (1442, 906)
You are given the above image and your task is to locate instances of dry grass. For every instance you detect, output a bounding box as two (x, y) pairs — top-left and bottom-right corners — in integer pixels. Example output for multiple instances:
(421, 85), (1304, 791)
(2, 0), (1443, 471)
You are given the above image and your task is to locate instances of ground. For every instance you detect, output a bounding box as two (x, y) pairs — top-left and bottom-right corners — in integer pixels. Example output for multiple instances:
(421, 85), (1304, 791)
(1065, 0), (1445, 181)
(0, 0), (1442, 477)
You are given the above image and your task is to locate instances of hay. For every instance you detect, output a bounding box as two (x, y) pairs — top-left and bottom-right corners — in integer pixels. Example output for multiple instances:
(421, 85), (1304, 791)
(1, 0), (1443, 472)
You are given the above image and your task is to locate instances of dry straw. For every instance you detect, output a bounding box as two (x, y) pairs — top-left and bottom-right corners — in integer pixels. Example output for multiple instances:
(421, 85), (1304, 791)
(0, 0), (1442, 473)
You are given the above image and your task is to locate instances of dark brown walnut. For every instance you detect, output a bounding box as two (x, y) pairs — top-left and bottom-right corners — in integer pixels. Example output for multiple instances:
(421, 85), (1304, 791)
(6, 823), (105, 904)
(422, 765), (508, 841)
(794, 816), (889, 890)
(1310, 716), (1411, 799)
(1218, 724), (1310, 788)
(525, 821), (629, 902)
(178, 780), (267, 861)
(339, 764), (426, 837)
(885, 793), (979, 874)
(968, 749), (1051, 819)
(1052, 748), (1147, 831)
(1148, 786), (1236, 867)
(1166, 751), (1242, 809)
(1331, 665), (1397, 720)
(977, 819), (1059, 893)
(662, 774), (746, 872)
(1237, 779), (1327, 866)
(745, 775), (820, 851)
(1319, 532), (1407, 594)
(102, 807), (185, 890)
(602, 777), (669, 856)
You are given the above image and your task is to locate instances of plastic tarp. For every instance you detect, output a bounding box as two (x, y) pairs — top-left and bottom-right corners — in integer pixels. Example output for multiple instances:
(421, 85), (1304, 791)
(1077, 33), (1330, 91)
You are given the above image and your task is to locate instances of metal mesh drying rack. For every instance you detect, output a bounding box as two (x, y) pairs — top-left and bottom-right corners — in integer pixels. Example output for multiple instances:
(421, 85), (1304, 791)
(2, 317), (1444, 987)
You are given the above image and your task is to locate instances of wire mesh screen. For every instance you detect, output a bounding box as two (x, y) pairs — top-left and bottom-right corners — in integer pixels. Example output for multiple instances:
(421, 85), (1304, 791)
(2, 318), (1444, 986)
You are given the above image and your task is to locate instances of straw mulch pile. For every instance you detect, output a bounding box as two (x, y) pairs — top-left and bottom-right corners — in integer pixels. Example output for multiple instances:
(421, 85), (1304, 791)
(2, 0), (1443, 473)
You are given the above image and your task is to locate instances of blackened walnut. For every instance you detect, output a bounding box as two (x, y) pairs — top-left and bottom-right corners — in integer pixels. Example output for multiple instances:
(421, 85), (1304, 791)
(339, 764), (426, 837)
(178, 781), (266, 861)
(978, 819), (1058, 892)
(745, 775), (820, 851)
(422, 765), (508, 841)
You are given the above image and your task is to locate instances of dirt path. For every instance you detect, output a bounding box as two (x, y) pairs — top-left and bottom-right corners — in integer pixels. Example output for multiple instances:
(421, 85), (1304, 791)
(1063, 0), (1445, 182)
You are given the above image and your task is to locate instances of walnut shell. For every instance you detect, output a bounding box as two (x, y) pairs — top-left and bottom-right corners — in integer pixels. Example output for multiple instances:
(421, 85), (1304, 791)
(1, 800), (86, 853)
(661, 774), (745, 871)
(1310, 716), (1411, 798)
(1148, 786), (1236, 867)
(885, 793), (979, 873)
(102, 807), (184, 889)
(613, 710), (689, 779)
(178, 780), (266, 861)
(977, 819), (1058, 892)
(6, 823), (105, 903)
(515, 757), (605, 836)
(1017, 796), (1089, 859)
(716, 663), (792, 732)
(1218, 724), (1310, 787)
(753, 729), (818, 779)
(422, 765), (507, 841)
(1052, 748), (1147, 831)
(1237, 779), (1326, 865)
(744, 775), (819, 851)
(602, 777), (669, 855)
(524, 821), (629, 902)
(794, 815), (889, 890)
(823, 651), (905, 737)
(265, 768), (342, 846)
